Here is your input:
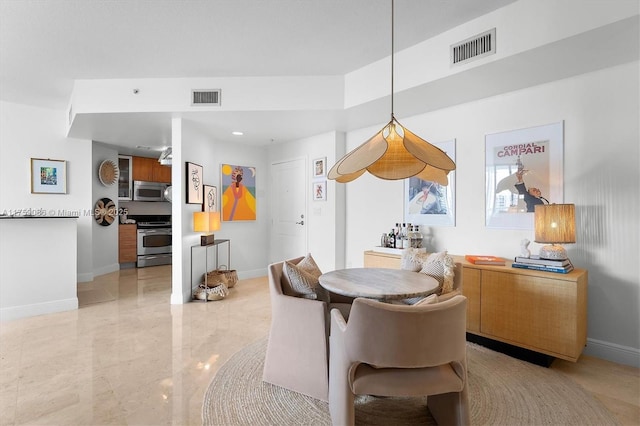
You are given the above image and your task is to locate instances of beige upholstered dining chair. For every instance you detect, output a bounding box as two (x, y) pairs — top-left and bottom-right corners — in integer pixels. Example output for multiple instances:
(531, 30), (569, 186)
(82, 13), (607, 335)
(329, 295), (470, 426)
(262, 257), (352, 402)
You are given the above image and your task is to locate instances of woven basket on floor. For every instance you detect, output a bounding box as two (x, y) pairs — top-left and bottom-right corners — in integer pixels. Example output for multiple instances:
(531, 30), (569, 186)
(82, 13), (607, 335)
(193, 283), (229, 301)
(209, 265), (238, 288)
(203, 270), (229, 288)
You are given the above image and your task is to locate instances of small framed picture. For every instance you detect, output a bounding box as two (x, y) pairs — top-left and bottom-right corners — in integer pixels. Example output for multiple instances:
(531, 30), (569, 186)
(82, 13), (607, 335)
(203, 185), (217, 212)
(31, 158), (67, 194)
(404, 139), (456, 227)
(186, 162), (203, 204)
(313, 157), (326, 178)
(313, 180), (327, 201)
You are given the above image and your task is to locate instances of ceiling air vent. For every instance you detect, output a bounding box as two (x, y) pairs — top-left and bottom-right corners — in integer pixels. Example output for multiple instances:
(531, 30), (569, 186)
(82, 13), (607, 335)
(451, 28), (496, 66)
(191, 89), (221, 106)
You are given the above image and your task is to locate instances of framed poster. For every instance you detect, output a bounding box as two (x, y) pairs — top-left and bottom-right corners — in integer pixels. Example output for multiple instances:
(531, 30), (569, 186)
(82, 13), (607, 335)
(221, 164), (256, 221)
(30, 158), (67, 194)
(203, 185), (217, 212)
(404, 140), (456, 226)
(485, 121), (564, 230)
(313, 180), (327, 201)
(186, 162), (203, 204)
(312, 157), (326, 178)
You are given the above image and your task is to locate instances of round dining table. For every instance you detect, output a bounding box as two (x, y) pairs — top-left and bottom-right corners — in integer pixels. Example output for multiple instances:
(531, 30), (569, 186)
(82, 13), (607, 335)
(319, 268), (439, 301)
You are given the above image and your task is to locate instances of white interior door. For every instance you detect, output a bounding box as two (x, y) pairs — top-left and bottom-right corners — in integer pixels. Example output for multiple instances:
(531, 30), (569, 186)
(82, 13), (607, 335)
(270, 157), (307, 263)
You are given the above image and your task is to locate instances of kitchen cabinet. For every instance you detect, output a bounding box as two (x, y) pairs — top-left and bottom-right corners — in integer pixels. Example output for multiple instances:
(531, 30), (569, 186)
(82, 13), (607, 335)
(363, 250), (587, 362)
(153, 162), (172, 183)
(132, 156), (171, 183)
(119, 224), (137, 264)
(118, 155), (133, 200)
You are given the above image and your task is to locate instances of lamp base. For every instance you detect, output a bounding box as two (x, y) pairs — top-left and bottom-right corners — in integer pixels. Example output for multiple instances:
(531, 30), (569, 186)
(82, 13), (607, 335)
(201, 234), (215, 246)
(539, 244), (567, 260)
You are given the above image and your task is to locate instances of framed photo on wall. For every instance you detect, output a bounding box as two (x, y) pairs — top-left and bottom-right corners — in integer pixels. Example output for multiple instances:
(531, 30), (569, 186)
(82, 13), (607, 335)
(313, 180), (327, 201)
(312, 157), (326, 178)
(404, 139), (456, 226)
(221, 163), (257, 221)
(186, 162), (203, 204)
(485, 121), (564, 230)
(30, 158), (67, 194)
(203, 185), (217, 212)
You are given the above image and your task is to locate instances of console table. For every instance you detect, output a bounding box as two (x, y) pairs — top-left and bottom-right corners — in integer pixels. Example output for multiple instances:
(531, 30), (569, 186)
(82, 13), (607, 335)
(363, 250), (587, 362)
(191, 239), (231, 302)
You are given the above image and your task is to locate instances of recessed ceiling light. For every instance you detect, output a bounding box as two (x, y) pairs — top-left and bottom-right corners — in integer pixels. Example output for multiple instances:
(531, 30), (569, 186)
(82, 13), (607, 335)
(232, 131), (244, 136)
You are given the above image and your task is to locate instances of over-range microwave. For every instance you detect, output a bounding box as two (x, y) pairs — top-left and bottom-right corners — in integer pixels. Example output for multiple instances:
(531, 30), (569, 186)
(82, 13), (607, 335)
(133, 181), (168, 202)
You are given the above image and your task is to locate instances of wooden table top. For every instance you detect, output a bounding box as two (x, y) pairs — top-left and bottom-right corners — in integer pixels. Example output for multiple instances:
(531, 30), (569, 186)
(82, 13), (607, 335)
(319, 268), (439, 301)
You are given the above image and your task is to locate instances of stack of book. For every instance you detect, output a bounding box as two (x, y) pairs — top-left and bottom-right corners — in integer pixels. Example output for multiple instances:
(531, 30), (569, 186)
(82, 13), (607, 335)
(512, 255), (574, 274)
(465, 255), (506, 265)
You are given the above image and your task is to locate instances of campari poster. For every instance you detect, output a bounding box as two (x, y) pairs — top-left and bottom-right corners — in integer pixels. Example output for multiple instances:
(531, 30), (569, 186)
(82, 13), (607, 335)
(485, 121), (564, 230)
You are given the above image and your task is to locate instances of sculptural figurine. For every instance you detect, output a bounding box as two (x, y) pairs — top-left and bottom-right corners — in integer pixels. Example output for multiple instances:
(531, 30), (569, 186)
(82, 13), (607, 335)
(520, 239), (531, 258)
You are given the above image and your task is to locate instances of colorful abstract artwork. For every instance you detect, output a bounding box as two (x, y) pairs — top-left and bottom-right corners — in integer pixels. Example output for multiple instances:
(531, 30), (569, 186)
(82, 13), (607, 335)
(221, 164), (256, 221)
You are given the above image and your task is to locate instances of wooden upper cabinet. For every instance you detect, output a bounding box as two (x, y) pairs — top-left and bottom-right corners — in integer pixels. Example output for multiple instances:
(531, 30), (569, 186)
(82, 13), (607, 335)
(132, 156), (171, 183)
(132, 156), (154, 181)
(153, 163), (171, 183)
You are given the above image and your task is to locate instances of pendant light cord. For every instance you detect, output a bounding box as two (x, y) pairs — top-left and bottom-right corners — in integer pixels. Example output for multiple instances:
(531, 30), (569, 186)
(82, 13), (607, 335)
(391, 0), (395, 120)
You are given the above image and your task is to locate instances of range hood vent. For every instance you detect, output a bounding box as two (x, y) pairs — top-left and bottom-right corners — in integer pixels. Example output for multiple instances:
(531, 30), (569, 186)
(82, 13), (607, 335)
(158, 147), (172, 165)
(191, 89), (221, 106)
(451, 28), (496, 66)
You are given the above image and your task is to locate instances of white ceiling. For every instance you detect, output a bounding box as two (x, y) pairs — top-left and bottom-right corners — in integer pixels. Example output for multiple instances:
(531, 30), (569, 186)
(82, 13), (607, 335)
(0, 0), (520, 151)
(2, 0), (637, 152)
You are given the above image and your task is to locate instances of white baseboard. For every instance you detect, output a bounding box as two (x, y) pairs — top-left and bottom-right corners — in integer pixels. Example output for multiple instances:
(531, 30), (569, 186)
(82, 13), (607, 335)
(94, 263), (120, 277)
(78, 263), (120, 283)
(238, 268), (267, 280)
(584, 338), (640, 368)
(77, 272), (94, 283)
(171, 289), (191, 304)
(0, 298), (78, 322)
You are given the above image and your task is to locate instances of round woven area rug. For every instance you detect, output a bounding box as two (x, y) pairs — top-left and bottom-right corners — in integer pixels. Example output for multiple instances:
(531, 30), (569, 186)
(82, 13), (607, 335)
(202, 338), (618, 425)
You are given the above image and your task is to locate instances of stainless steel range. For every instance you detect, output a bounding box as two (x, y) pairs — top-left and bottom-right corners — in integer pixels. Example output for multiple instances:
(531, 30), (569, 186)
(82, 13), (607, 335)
(137, 220), (172, 267)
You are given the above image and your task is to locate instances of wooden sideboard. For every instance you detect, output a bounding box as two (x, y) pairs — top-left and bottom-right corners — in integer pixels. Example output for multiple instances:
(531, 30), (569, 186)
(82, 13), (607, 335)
(363, 250), (588, 362)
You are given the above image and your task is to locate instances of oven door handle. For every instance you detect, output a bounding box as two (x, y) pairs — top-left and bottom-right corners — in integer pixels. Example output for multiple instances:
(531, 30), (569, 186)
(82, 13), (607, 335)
(139, 229), (171, 234)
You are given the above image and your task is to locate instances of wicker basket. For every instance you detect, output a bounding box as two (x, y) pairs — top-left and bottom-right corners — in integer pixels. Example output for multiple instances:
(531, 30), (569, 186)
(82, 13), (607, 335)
(203, 270), (229, 288)
(193, 283), (229, 301)
(212, 265), (238, 288)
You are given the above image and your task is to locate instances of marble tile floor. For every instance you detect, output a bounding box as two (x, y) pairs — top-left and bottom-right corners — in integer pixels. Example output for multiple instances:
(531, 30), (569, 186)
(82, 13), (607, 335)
(1, 266), (270, 425)
(1, 265), (638, 425)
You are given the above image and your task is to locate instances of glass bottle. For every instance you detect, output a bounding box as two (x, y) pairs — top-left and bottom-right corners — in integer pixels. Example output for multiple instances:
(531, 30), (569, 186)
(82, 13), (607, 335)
(410, 225), (423, 248)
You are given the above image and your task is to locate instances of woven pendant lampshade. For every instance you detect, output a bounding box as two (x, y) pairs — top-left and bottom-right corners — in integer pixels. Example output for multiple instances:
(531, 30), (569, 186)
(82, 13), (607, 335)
(328, 0), (455, 184)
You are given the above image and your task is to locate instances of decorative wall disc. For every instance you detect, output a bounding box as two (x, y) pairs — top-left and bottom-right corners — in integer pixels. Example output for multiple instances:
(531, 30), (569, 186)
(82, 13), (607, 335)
(94, 197), (117, 226)
(98, 159), (120, 186)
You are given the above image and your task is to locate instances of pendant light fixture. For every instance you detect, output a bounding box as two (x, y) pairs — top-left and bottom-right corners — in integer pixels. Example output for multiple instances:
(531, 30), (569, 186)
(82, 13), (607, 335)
(328, 0), (456, 184)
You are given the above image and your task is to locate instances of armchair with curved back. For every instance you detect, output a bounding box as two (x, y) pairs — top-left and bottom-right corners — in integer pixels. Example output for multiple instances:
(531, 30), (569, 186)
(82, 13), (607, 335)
(263, 257), (353, 402)
(329, 295), (470, 426)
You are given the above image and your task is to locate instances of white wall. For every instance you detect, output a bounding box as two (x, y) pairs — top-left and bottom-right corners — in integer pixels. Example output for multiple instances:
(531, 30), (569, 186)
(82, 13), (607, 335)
(91, 142), (119, 277)
(172, 118), (270, 303)
(343, 62), (640, 366)
(0, 218), (78, 320)
(0, 101), (94, 281)
(267, 131), (346, 272)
